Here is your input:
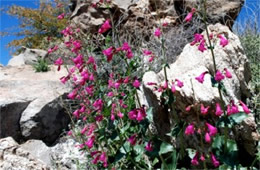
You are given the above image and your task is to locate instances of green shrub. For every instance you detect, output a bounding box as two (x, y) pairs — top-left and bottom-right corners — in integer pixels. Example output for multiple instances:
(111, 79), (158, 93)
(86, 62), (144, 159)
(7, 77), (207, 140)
(33, 58), (50, 72)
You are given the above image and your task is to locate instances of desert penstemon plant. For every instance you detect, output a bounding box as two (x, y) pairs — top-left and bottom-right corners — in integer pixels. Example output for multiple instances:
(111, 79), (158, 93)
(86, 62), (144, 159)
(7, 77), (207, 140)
(52, 0), (253, 169)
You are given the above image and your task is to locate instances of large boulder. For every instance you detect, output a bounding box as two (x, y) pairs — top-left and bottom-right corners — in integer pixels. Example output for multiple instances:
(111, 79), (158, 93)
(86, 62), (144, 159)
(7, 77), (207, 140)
(140, 23), (258, 155)
(0, 137), (88, 170)
(0, 65), (71, 145)
(8, 47), (47, 66)
(0, 137), (50, 170)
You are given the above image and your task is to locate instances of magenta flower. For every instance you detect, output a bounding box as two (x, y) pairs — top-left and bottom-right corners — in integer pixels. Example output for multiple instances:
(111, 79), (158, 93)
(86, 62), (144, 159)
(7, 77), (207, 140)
(154, 28), (161, 37)
(239, 101), (250, 114)
(145, 141), (153, 152)
(205, 132), (211, 143)
(185, 106), (191, 112)
(148, 55), (155, 62)
(191, 152), (199, 166)
(128, 110), (137, 120)
(136, 108), (147, 122)
(107, 92), (114, 97)
(171, 84), (176, 93)
(198, 40), (207, 52)
(215, 103), (223, 116)
(93, 99), (103, 111)
(175, 79), (184, 88)
(71, 40), (82, 53)
(200, 154), (205, 161)
(228, 100), (239, 115)
(206, 123), (218, 136)
(143, 49), (152, 56)
(185, 8), (196, 22)
(85, 136), (95, 149)
(117, 111), (124, 118)
(185, 124), (195, 135)
(114, 82), (121, 89)
(99, 152), (108, 166)
(68, 90), (77, 99)
(54, 57), (63, 71)
(215, 70), (225, 82)
(211, 153), (220, 167)
(133, 79), (141, 88)
(121, 42), (131, 51)
(195, 71), (207, 83)
(201, 104), (210, 115)
(224, 68), (232, 78)
(98, 20), (111, 34)
(57, 13), (65, 20)
(218, 34), (228, 47)
(190, 33), (204, 46)
(128, 134), (137, 146)
(103, 47), (114, 62)
(73, 109), (80, 118)
(126, 49), (134, 59)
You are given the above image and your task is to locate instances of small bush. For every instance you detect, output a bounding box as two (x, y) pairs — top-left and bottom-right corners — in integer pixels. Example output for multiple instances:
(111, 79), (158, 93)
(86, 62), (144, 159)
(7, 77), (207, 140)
(33, 58), (50, 72)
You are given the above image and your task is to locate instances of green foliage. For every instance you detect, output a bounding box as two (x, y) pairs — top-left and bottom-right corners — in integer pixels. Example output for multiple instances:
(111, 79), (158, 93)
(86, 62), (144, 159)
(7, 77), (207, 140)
(1, 0), (69, 53)
(33, 58), (50, 72)
(217, 112), (249, 128)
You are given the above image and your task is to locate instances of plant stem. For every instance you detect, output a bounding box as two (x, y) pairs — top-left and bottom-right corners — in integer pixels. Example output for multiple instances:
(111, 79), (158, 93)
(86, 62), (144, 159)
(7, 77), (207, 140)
(202, 0), (229, 153)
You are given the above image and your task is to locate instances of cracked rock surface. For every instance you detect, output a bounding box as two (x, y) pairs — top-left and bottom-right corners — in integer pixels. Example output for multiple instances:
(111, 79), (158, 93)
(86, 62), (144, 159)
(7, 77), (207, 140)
(0, 65), (71, 145)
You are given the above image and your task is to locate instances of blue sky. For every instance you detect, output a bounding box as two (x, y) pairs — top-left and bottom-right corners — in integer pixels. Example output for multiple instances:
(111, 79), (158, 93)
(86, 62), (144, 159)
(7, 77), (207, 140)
(0, 0), (259, 65)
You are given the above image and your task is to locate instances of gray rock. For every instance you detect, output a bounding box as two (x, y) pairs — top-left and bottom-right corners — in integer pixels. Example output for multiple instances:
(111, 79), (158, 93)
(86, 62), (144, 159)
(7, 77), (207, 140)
(8, 47), (47, 66)
(0, 137), (50, 170)
(0, 65), (71, 144)
(140, 24), (258, 154)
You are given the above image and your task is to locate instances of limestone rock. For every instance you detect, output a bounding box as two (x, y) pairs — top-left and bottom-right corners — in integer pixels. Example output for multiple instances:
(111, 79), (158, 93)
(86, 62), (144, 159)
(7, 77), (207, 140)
(0, 65), (71, 144)
(0, 137), (50, 170)
(141, 23), (257, 154)
(8, 47), (47, 66)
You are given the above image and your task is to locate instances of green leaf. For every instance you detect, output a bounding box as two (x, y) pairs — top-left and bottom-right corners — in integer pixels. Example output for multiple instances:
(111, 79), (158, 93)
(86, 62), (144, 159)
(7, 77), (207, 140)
(159, 142), (173, 155)
(134, 144), (145, 155)
(146, 107), (153, 123)
(120, 142), (131, 154)
(152, 158), (159, 166)
(229, 112), (249, 124)
(212, 135), (224, 149)
(114, 151), (125, 163)
(135, 154), (142, 162)
(186, 148), (196, 159)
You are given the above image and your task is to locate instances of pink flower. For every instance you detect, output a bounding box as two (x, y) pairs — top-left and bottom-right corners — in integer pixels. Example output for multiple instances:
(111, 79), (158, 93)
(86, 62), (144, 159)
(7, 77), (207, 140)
(211, 153), (220, 167)
(154, 28), (161, 37)
(145, 141), (153, 152)
(195, 71), (207, 83)
(205, 132), (211, 143)
(200, 154), (205, 161)
(87, 56), (95, 64)
(107, 92), (114, 97)
(72, 40), (81, 53)
(201, 104), (210, 115)
(191, 152), (199, 166)
(185, 124), (195, 135)
(147, 82), (157, 86)
(54, 57), (63, 71)
(93, 99), (103, 111)
(114, 82), (121, 89)
(98, 20), (111, 34)
(126, 49), (134, 59)
(206, 123), (218, 136)
(73, 109), (80, 118)
(162, 22), (168, 27)
(133, 79), (141, 88)
(81, 126), (87, 135)
(171, 84), (176, 93)
(224, 68), (232, 78)
(121, 42), (131, 51)
(68, 90), (77, 99)
(148, 56), (155, 62)
(215, 70), (225, 82)
(128, 110), (137, 120)
(143, 49), (152, 56)
(128, 134), (137, 146)
(215, 103), (223, 116)
(175, 79), (184, 88)
(239, 101), (250, 114)
(227, 101), (239, 115)
(185, 106), (191, 112)
(103, 47), (114, 62)
(198, 40), (207, 52)
(185, 8), (196, 22)
(117, 111), (124, 118)
(100, 152), (108, 167)
(85, 136), (95, 149)
(57, 13), (65, 20)
(136, 108), (146, 122)
(191, 33), (203, 46)
(218, 34), (228, 47)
